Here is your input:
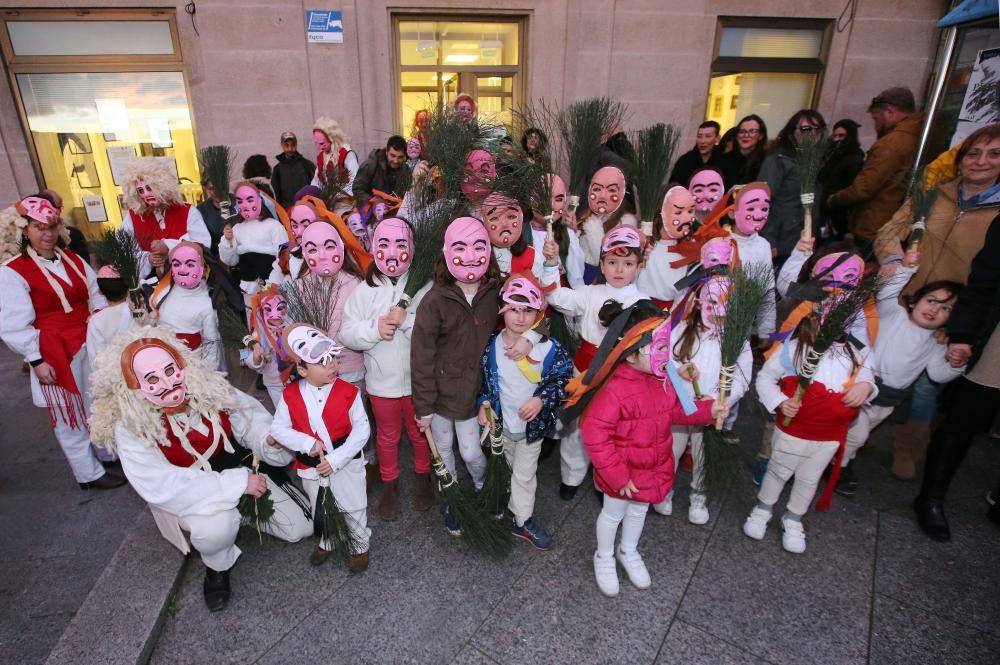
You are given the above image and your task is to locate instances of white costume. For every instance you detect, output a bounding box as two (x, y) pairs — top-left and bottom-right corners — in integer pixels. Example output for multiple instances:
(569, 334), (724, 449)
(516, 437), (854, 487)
(86, 302), (132, 371)
(636, 239), (688, 304)
(121, 205), (210, 280)
(155, 282), (224, 371)
(528, 224), (586, 289)
(219, 218), (288, 296)
(730, 230), (777, 340)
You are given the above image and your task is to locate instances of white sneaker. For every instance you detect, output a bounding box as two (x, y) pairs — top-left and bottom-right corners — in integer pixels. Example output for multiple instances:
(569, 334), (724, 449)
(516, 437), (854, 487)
(593, 552), (620, 597)
(652, 491), (673, 516)
(743, 507), (772, 540)
(688, 493), (710, 525)
(781, 517), (806, 554)
(615, 546), (651, 589)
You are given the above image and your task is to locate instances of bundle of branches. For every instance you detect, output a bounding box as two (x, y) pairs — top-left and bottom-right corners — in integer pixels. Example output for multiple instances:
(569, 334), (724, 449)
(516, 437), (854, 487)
(319, 161), (350, 212)
(630, 123), (680, 236)
(782, 276), (879, 427)
(556, 97), (629, 210)
(793, 133), (828, 240)
(700, 263), (773, 494)
(315, 449), (366, 567)
(200, 145), (235, 220)
(907, 171), (938, 252)
(426, 429), (512, 558)
(280, 273), (341, 329)
(236, 454), (275, 543)
(392, 196), (459, 313)
(422, 103), (502, 203)
(478, 401), (511, 518)
(216, 303), (255, 352)
(93, 227), (146, 318)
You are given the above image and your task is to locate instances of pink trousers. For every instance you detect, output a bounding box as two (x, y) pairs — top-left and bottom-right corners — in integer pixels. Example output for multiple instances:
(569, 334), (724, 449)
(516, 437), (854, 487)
(368, 394), (431, 481)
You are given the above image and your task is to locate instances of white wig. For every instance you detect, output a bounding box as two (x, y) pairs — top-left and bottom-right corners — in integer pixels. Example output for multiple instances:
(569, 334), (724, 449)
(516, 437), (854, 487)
(121, 158), (183, 213)
(312, 116), (349, 150)
(89, 324), (235, 451)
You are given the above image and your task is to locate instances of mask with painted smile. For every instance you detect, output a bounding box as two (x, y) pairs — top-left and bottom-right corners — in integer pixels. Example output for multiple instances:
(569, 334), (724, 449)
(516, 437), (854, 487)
(444, 216), (491, 283)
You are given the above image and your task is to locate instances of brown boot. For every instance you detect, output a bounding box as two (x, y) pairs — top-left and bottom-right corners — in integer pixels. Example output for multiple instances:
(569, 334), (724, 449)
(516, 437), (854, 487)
(892, 422), (930, 480)
(309, 545), (330, 566)
(377, 479), (401, 522)
(412, 472), (434, 512)
(365, 463), (379, 495)
(349, 551), (369, 573)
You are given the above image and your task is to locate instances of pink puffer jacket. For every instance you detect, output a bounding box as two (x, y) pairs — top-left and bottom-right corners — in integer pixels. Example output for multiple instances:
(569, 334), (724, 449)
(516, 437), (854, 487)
(580, 363), (714, 504)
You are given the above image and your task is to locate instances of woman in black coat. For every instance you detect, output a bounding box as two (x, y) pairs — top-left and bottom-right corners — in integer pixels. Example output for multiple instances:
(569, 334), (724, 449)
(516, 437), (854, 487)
(817, 119), (864, 239)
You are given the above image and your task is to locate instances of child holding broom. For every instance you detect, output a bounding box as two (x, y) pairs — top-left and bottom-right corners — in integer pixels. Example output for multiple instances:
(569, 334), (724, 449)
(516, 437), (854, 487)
(476, 272), (573, 549)
(270, 323), (371, 572)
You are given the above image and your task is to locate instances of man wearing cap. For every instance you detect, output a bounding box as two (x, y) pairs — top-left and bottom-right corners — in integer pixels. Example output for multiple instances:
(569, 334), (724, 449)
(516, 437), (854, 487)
(271, 131), (316, 209)
(826, 87), (925, 244)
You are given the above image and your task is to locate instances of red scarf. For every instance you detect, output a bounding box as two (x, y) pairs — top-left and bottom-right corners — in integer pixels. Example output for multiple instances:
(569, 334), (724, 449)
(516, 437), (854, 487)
(128, 204), (191, 251)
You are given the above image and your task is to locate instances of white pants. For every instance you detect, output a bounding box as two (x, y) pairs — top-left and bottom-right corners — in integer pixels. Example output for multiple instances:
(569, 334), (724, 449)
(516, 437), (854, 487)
(502, 432), (542, 524)
(431, 414), (486, 488)
(596, 495), (649, 557)
(176, 481), (313, 571)
(843, 403), (895, 467)
(671, 425), (705, 495)
(302, 457), (370, 553)
(758, 430), (839, 516)
(39, 348), (105, 483)
(559, 420), (591, 486)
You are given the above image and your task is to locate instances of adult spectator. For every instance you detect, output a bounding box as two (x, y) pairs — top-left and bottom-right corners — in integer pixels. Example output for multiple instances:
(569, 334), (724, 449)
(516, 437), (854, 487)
(826, 87), (925, 246)
(817, 119), (865, 238)
(39, 189), (90, 263)
(717, 114), (768, 189)
(758, 110), (827, 263)
(522, 127), (548, 164)
(352, 135), (411, 208)
(669, 120), (722, 186)
(241, 154), (273, 198)
(270, 131), (316, 208)
(454, 93), (476, 122)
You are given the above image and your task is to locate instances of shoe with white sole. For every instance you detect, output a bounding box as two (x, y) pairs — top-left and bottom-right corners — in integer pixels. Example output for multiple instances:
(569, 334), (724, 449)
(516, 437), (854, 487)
(688, 493), (710, 525)
(652, 491), (673, 516)
(593, 552), (620, 597)
(743, 506), (772, 540)
(615, 547), (651, 589)
(781, 517), (806, 554)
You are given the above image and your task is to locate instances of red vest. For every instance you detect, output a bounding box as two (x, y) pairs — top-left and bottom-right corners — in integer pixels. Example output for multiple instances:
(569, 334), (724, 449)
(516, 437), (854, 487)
(283, 379), (358, 469)
(174, 332), (203, 350)
(509, 246), (536, 277)
(128, 203), (191, 251)
(157, 412), (235, 467)
(317, 147), (350, 185)
(574, 339), (598, 373)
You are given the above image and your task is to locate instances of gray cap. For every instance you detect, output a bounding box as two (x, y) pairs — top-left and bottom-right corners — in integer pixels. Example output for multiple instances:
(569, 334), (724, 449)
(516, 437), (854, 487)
(868, 87), (915, 112)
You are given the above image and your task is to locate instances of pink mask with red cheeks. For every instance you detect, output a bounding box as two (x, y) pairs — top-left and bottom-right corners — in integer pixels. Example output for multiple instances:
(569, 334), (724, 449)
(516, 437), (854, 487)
(660, 187), (696, 239)
(16, 196), (59, 225)
(301, 222), (344, 277)
(461, 150), (496, 201)
(289, 204), (316, 245)
(689, 169), (724, 216)
(734, 186), (771, 235)
(483, 193), (523, 247)
(406, 138), (422, 160)
(261, 293), (288, 333)
(699, 277), (731, 333)
(313, 130), (331, 154)
(235, 185), (262, 221)
(132, 346), (187, 408)
(373, 217), (413, 276)
(346, 212), (369, 250)
(135, 179), (160, 208)
(701, 238), (734, 268)
(444, 216), (491, 283)
(170, 245), (205, 289)
(650, 320), (672, 379)
(548, 174), (567, 219)
(588, 166), (626, 216)
(501, 276), (543, 311)
(813, 252), (863, 288)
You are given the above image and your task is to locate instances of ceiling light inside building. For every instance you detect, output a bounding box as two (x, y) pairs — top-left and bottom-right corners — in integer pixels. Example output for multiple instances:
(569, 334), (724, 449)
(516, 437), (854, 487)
(444, 54), (478, 64)
(416, 40), (439, 59)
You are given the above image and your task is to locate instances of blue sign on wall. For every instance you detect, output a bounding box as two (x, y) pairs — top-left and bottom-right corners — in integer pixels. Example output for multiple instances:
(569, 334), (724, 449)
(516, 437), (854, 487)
(305, 10), (343, 43)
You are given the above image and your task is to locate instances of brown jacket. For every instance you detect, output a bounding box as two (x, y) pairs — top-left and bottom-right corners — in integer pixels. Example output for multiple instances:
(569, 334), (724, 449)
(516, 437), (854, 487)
(411, 279), (502, 420)
(828, 112), (925, 241)
(874, 178), (998, 298)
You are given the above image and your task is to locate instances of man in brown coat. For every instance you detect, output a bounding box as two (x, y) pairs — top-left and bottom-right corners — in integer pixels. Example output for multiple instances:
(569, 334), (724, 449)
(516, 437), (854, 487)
(827, 87), (925, 244)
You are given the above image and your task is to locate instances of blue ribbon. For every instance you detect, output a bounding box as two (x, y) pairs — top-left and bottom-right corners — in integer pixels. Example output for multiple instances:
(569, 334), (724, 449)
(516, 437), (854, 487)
(667, 360), (698, 415)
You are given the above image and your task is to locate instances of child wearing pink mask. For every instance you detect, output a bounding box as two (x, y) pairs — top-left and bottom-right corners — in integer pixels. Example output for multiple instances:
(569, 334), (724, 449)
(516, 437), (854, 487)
(245, 285), (290, 407)
(541, 225), (650, 499)
(563, 300), (725, 596)
(636, 186), (697, 309)
(220, 182), (290, 298)
(527, 173), (586, 289)
(728, 182), (777, 345)
(341, 217), (435, 521)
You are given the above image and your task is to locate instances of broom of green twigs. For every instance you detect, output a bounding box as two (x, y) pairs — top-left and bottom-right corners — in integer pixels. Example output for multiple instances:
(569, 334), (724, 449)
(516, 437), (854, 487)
(782, 276), (879, 426)
(280, 273), (344, 329)
(236, 454), (275, 543)
(422, 103), (503, 204)
(630, 123), (680, 237)
(216, 302), (256, 352)
(479, 401), (511, 518)
(793, 132), (828, 241)
(200, 145), (235, 220)
(425, 428), (513, 558)
(907, 175), (937, 253)
(315, 449), (366, 566)
(94, 227), (146, 317)
(557, 97), (629, 212)
(319, 160), (350, 211)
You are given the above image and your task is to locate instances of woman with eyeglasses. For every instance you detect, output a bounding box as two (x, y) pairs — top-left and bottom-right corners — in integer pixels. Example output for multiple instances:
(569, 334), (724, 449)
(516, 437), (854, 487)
(757, 110), (827, 265)
(717, 114), (768, 190)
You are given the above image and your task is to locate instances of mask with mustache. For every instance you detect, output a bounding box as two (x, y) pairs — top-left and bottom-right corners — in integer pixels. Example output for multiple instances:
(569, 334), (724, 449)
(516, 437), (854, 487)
(126, 343), (188, 409)
(660, 186), (696, 240)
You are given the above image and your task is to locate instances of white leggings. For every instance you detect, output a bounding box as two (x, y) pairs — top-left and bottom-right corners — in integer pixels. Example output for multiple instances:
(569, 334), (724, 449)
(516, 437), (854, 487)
(842, 403), (895, 467)
(596, 495), (649, 557)
(671, 425), (705, 494)
(757, 429), (839, 516)
(431, 414), (486, 488)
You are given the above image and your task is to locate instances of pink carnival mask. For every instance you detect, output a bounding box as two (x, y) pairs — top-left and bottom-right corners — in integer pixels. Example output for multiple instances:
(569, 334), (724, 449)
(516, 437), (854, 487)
(601, 226), (641, 256)
(301, 222), (344, 277)
(96, 265), (120, 279)
(660, 187), (696, 239)
(170, 245), (205, 289)
(285, 323), (342, 366)
(650, 320), (672, 379)
(444, 216), (490, 283)
(548, 174), (567, 219)
(701, 237), (734, 268)
(373, 217), (412, 276)
(235, 185), (262, 222)
(313, 130), (331, 154)
(132, 346), (187, 408)
(699, 276), (731, 333)
(501, 275), (543, 312)
(588, 166), (626, 217)
(483, 193), (523, 247)
(689, 170), (724, 216)
(406, 138), (421, 160)
(16, 197), (59, 225)
(813, 252), (864, 288)
(261, 293), (288, 334)
(289, 203), (317, 245)
(734, 186), (770, 236)
(461, 150), (496, 201)
(135, 179), (160, 209)
(346, 212), (370, 250)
